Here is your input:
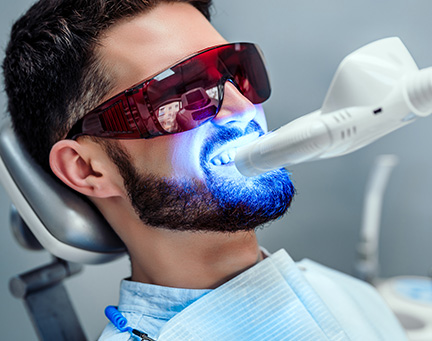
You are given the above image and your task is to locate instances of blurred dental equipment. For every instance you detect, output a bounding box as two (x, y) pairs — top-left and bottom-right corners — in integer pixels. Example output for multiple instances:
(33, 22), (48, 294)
(354, 155), (432, 341)
(354, 154), (399, 284)
(235, 37), (432, 176)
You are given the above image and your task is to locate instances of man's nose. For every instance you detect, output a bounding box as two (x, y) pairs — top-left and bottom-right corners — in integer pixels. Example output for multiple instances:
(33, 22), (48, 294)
(211, 81), (257, 130)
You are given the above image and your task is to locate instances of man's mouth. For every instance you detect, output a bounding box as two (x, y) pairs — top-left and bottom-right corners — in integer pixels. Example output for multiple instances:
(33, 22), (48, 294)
(209, 132), (260, 166)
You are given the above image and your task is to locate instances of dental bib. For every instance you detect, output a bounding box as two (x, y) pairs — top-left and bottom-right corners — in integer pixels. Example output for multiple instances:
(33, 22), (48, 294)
(157, 249), (349, 341)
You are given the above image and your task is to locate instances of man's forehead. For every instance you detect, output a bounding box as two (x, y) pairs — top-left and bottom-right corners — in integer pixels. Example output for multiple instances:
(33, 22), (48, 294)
(96, 2), (227, 99)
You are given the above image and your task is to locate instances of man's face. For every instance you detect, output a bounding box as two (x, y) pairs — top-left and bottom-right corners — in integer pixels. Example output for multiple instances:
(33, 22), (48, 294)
(97, 2), (294, 231)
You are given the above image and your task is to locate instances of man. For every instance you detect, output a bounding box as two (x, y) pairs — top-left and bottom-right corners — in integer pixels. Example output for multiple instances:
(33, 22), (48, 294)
(3, 0), (406, 340)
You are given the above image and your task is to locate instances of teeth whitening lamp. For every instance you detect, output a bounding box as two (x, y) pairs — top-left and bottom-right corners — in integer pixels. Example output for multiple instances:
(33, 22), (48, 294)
(235, 37), (432, 176)
(236, 37), (432, 340)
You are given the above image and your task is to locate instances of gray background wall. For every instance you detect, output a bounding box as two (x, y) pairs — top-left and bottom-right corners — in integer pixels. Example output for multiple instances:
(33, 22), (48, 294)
(1, 0), (431, 339)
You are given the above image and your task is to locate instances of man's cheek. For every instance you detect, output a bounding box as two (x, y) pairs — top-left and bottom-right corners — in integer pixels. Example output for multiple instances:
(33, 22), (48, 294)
(254, 105), (268, 133)
(169, 131), (207, 180)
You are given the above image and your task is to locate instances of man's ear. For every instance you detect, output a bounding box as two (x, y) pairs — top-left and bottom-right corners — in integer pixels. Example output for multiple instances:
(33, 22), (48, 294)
(49, 139), (124, 198)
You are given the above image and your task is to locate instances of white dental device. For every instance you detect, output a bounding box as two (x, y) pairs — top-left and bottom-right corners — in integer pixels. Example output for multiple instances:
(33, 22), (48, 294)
(235, 37), (432, 177)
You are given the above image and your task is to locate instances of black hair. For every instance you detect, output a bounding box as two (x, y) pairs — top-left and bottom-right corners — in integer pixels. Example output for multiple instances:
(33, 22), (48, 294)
(2, 0), (212, 172)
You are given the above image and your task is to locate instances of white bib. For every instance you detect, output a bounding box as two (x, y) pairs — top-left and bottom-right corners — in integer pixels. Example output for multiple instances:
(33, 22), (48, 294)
(157, 249), (349, 341)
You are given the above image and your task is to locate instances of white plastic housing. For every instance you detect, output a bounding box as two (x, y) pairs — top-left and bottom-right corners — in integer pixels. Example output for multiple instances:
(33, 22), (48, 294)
(235, 37), (432, 177)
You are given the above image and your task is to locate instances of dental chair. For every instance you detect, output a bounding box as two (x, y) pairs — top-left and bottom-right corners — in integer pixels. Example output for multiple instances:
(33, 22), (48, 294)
(0, 118), (125, 340)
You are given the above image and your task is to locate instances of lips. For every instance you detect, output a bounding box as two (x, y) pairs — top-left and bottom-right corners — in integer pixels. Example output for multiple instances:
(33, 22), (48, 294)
(209, 132), (260, 166)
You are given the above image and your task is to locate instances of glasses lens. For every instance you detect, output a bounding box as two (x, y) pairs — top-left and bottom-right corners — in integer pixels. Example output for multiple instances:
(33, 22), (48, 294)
(147, 43), (270, 134)
(66, 43), (270, 140)
(219, 44), (271, 104)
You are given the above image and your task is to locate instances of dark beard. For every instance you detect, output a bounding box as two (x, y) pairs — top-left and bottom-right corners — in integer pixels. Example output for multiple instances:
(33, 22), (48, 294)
(102, 122), (295, 232)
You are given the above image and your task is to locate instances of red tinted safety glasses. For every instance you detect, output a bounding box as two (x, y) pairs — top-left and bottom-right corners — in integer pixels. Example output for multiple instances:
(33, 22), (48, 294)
(66, 43), (271, 140)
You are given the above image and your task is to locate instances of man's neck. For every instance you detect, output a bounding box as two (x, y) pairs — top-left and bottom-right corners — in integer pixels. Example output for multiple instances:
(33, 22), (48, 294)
(127, 227), (263, 289)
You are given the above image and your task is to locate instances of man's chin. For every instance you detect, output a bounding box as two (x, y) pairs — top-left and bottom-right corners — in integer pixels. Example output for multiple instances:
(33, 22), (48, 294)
(203, 164), (295, 225)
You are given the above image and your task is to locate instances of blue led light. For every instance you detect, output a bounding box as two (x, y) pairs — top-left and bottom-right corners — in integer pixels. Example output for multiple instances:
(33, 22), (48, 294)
(199, 120), (295, 225)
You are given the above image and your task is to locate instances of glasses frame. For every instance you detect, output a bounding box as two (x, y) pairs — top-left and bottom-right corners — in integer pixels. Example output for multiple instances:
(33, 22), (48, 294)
(66, 42), (271, 140)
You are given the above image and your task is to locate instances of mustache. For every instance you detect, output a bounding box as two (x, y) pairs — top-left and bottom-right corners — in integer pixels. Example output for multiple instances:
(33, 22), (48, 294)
(200, 120), (264, 162)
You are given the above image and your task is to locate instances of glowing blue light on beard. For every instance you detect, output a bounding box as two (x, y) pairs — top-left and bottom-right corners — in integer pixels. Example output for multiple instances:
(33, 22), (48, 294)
(199, 121), (294, 219)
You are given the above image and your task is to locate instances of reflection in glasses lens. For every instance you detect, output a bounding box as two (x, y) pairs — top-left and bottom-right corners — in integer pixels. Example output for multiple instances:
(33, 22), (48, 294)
(158, 101), (181, 132)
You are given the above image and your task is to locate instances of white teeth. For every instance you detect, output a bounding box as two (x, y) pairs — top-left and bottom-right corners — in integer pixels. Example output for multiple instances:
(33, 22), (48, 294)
(212, 158), (222, 166)
(209, 132), (260, 166)
(211, 149), (235, 165)
(221, 152), (230, 164)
